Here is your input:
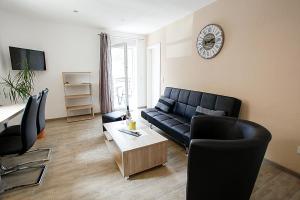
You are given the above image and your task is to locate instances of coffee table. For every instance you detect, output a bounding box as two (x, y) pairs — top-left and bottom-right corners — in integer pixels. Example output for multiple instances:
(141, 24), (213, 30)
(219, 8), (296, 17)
(103, 120), (168, 179)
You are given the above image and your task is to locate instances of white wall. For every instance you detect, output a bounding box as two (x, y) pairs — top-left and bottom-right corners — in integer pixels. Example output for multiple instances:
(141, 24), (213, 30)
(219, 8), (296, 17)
(0, 11), (100, 119)
(136, 39), (147, 108)
(0, 11), (146, 119)
(147, 43), (161, 108)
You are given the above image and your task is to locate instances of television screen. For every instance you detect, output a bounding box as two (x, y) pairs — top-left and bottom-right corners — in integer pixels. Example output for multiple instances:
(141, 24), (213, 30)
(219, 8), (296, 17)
(9, 46), (46, 71)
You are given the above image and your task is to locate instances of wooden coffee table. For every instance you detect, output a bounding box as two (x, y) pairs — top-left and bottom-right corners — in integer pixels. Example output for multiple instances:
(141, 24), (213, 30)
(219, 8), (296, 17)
(103, 120), (168, 179)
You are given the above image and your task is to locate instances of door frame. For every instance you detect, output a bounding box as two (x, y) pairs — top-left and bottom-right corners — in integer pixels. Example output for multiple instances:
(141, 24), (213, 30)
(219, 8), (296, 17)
(147, 43), (161, 108)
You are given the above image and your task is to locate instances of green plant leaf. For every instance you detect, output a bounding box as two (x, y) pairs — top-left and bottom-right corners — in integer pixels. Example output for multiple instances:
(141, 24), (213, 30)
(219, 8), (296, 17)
(0, 59), (35, 103)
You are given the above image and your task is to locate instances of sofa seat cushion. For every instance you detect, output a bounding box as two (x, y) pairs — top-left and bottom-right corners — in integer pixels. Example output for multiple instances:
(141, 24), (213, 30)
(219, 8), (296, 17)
(143, 108), (157, 113)
(142, 108), (192, 146)
(160, 117), (191, 143)
(181, 131), (191, 145)
(145, 110), (161, 118)
(141, 108), (159, 121)
(171, 124), (190, 135)
(161, 118), (182, 127)
(171, 124), (191, 145)
(153, 113), (172, 121)
(168, 114), (191, 124)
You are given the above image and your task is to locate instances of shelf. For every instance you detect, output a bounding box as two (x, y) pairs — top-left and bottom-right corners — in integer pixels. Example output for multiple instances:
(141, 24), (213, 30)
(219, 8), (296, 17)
(66, 104), (93, 111)
(62, 72), (91, 74)
(65, 94), (92, 99)
(64, 83), (91, 87)
(67, 114), (94, 123)
(105, 139), (123, 175)
(103, 131), (113, 141)
(62, 71), (94, 123)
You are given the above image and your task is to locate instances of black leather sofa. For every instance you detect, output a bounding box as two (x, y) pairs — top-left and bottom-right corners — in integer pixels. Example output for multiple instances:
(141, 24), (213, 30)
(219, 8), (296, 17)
(141, 87), (242, 148)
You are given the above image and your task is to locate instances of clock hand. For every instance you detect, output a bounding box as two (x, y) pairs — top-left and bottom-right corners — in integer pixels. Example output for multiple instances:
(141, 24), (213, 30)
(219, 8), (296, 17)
(204, 38), (215, 45)
(207, 38), (215, 43)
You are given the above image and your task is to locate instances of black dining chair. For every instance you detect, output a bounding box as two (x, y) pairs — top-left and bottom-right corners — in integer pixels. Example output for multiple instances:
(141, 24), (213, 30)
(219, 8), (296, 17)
(37, 88), (48, 139)
(0, 96), (46, 192)
(1, 89), (49, 137)
(0, 91), (51, 169)
(186, 116), (272, 200)
(0, 123), (6, 132)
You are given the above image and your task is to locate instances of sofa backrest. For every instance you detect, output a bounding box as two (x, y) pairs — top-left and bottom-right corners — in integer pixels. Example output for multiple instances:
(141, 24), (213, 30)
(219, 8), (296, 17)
(163, 87), (241, 120)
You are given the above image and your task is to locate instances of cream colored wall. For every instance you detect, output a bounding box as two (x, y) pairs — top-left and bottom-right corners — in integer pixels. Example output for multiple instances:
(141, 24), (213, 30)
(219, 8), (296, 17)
(147, 0), (300, 173)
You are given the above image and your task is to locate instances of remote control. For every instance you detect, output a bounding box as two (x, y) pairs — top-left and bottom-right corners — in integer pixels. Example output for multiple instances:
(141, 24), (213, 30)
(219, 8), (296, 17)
(119, 129), (141, 137)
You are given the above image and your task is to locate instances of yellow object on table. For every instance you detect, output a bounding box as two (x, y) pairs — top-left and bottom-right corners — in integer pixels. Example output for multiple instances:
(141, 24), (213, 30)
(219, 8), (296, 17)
(128, 121), (136, 130)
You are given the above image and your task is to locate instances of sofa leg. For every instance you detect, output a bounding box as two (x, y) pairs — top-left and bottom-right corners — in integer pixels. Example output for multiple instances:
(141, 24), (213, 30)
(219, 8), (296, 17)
(185, 146), (189, 156)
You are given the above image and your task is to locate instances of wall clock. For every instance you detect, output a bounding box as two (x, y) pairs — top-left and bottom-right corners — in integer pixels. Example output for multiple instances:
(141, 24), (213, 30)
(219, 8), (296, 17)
(196, 24), (224, 59)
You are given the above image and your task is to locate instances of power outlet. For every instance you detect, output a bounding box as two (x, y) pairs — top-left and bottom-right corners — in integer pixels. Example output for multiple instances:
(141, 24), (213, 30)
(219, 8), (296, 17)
(297, 146), (300, 155)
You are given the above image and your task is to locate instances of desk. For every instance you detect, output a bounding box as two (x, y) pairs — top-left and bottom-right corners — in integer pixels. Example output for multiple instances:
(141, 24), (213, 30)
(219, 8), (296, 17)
(0, 104), (25, 192)
(0, 104), (26, 124)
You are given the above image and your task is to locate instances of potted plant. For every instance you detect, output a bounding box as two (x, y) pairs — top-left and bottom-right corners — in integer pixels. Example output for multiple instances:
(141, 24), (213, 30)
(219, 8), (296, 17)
(1, 61), (35, 103)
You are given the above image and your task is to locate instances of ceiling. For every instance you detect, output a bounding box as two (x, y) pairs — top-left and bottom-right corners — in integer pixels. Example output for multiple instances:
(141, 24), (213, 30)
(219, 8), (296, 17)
(0, 0), (215, 34)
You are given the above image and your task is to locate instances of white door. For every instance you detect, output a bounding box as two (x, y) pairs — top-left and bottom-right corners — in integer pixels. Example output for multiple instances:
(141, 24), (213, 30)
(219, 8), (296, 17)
(147, 43), (161, 108)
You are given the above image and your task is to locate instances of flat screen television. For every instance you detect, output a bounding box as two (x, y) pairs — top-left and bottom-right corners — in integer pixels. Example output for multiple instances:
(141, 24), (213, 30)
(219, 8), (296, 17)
(9, 46), (46, 71)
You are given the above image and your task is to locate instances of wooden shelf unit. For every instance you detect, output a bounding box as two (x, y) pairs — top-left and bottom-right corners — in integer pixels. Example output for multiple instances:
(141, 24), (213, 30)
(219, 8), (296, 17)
(66, 104), (93, 111)
(62, 72), (94, 123)
(65, 94), (92, 99)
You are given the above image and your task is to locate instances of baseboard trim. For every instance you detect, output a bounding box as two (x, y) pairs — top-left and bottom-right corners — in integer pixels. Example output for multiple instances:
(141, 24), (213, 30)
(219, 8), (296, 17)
(137, 106), (147, 109)
(46, 116), (66, 122)
(264, 159), (300, 179)
(46, 112), (101, 122)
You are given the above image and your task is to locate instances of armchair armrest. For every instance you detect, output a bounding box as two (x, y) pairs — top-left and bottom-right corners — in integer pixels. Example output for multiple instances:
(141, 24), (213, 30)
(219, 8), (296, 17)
(187, 139), (266, 200)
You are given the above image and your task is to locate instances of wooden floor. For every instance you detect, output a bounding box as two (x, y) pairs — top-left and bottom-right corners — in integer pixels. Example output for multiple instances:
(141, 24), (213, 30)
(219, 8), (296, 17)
(1, 116), (299, 200)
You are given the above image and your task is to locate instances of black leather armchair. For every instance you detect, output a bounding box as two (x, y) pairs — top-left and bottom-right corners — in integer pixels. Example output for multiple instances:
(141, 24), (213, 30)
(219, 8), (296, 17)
(187, 116), (272, 200)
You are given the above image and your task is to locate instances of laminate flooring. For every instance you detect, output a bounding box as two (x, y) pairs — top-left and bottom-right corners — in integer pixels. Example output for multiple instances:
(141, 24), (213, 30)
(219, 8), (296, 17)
(1, 116), (299, 200)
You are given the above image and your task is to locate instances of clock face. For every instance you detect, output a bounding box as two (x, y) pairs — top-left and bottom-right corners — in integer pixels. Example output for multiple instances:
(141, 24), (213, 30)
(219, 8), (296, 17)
(196, 24), (224, 59)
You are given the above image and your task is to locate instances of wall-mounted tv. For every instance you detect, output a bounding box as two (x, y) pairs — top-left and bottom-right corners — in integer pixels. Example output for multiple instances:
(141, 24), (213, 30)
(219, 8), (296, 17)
(9, 46), (46, 71)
